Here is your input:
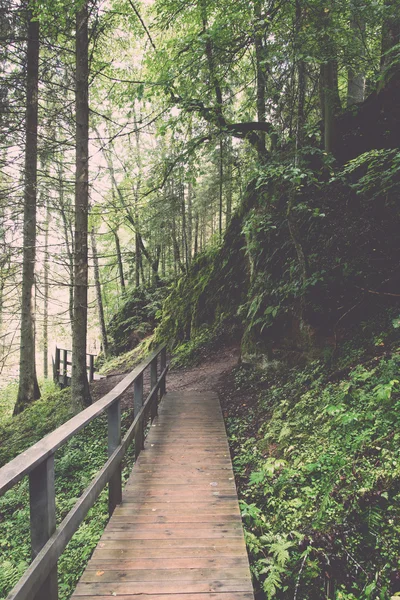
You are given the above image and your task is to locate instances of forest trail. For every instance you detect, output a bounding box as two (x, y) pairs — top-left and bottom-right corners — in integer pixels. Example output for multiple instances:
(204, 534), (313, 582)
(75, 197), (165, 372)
(90, 344), (240, 405)
(71, 387), (254, 600)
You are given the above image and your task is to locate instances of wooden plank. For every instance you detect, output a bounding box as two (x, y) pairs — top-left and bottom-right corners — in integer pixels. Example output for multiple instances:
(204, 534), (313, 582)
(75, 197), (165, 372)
(96, 538), (247, 550)
(92, 548), (246, 559)
(71, 391), (254, 600)
(102, 530), (244, 540)
(112, 513), (241, 523)
(73, 580), (253, 596)
(80, 567), (250, 582)
(87, 557), (249, 570)
(72, 594), (254, 600)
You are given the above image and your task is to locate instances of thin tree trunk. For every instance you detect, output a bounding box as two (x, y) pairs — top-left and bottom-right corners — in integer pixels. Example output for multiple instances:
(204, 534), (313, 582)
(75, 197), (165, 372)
(72, 2), (91, 408)
(219, 139), (223, 238)
(320, 3), (341, 153)
(172, 214), (185, 274)
(194, 211), (199, 256)
(380, 0), (400, 74)
(347, 0), (366, 105)
(43, 200), (50, 379)
(113, 229), (125, 291)
(58, 166), (74, 329)
(225, 137), (233, 224)
(295, 0), (306, 157)
(135, 231), (141, 287)
(187, 181), (193, 265)
(14, 12), (40, 415)
(180, 181), (188, 270)
(91, 228), (109, 357)
(254, 0), (267, 157)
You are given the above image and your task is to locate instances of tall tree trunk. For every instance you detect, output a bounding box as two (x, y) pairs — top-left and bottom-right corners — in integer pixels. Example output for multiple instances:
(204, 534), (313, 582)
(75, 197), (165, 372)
(60, 203), (74, 329)
(135, 230), (141, 287)
(91, 228), (109, 358)
(254, 0), (267, 157)
(219, 139), (223, 237)
(225, 136), (233, 224)
(14, 12), (40, 415)
(172, 214), (185, 274)
(380, 0), (400, 74)
(320, 4), (341, 153)
(347, 0), (366, 106)
(187, 181), (193, 265)
(43, 200), (50, 379)
(133, 107), (143, 287)
(72, 2), (91, 409)
(180, 181), (188, 270)
(113, 229), (125, 291)
(194, 211), (199, 256)
(295, 0), (306, 156)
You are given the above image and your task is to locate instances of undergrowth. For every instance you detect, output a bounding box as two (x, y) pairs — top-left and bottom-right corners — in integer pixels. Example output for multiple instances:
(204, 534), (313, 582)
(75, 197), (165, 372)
(223, 323), (400, 600)
(0, 379), (62, 425)
(0, 388), (136, 600)
(99, 336), (153, 375)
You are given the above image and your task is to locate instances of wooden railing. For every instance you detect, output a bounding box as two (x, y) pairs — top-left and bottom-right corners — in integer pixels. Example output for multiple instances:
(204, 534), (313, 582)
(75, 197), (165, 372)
(53, 347), (96, 387)
(0, 345), (168, 600)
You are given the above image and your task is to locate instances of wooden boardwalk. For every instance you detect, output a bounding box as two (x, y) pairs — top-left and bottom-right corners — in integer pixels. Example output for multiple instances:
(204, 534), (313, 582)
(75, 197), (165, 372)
(72, 391), (254, 600)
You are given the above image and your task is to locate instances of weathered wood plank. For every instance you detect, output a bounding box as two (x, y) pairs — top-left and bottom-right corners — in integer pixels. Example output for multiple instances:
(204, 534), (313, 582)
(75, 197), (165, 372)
(81, 567), (251, 582)
(72, 594), (254, 600)
(73, 580), (253, 596)
(71, 391), (254, 600)
(87, 557), (248, 570)
(96, 538), (247, 550)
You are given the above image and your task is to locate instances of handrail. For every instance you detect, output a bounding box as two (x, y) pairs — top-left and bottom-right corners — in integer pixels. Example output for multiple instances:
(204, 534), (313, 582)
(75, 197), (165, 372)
(53, 347), (97, 386)
(0, 344), (168, 600)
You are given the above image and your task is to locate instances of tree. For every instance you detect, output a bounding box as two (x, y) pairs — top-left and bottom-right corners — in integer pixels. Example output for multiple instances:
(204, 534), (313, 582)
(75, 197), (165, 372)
(14, 6), (41, 415)
(347, 0), (366, 106)
(71, 0), (91, 408)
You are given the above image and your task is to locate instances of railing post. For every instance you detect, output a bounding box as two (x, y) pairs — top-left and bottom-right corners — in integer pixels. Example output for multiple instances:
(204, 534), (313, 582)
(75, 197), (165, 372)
(89, 354), (95, 383)
(134, 373), (144, 459)
(29, 456), (58, 600)
(160, 346), (167, 398)
(63, 349), (68, 387)
(54, 347), (60, 384)
(150, 355), (158, 420)
(108, 399), (122, 516)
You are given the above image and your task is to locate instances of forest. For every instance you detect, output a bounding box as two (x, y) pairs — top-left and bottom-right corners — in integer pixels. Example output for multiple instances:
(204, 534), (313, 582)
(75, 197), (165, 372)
(0, 0), (400, 598)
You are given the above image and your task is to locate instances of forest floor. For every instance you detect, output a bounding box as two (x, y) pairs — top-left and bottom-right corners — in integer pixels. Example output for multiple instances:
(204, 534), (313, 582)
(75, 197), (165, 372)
(90, 343), (241, 409)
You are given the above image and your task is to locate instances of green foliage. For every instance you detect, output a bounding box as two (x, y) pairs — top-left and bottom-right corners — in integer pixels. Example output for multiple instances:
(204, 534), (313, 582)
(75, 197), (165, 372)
(99, 337), (152, 375)
(0, 393), (136, 600)
(0, 387), (73, 466)
(155, 204), (250, 348)
(157, 146), (400, 360)
(108, 285), (168, 355)
(226, 347), (400, 599)
(170, 322), (232, 369)
(334, 149), (400, 200)
(0, 379), (60, 424)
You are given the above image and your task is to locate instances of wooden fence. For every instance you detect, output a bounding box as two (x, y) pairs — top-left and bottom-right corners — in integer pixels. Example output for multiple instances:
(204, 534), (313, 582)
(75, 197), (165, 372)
(53, 347), (96, 387)
(0, 345), (168, 600)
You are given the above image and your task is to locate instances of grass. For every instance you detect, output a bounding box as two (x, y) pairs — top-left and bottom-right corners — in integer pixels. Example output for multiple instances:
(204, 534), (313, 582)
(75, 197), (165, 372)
(98, 336), (153, 375)
(0, 378), (60, 424)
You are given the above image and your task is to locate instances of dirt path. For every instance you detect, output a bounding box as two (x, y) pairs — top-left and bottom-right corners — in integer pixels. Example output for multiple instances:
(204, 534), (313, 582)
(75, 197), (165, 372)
(90, 345), (240, 407)
(167, 345), (240, 392)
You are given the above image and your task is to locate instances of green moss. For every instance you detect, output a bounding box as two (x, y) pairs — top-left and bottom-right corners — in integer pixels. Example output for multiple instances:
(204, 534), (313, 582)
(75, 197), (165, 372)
(99, 337), (153, 375)
(108, 285), (168, 355)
